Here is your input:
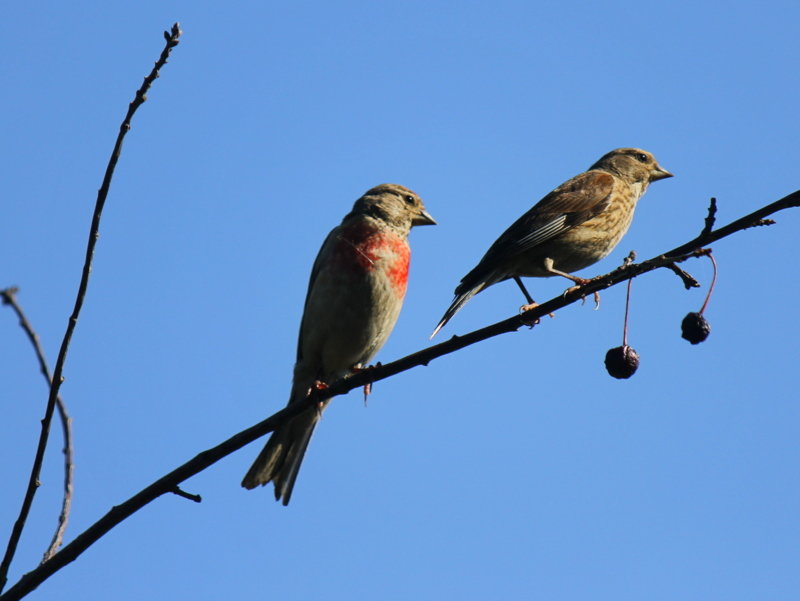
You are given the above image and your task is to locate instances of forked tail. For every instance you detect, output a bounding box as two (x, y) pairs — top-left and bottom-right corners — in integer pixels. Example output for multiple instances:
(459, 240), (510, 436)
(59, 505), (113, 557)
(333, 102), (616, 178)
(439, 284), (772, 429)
(241, 408), (319, 506)
(430, 285), (482, 338)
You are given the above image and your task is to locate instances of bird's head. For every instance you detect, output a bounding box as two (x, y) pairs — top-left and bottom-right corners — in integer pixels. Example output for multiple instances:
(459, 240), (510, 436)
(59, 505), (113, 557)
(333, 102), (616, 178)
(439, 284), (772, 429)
(351, 183), (437, 233)
(591, 148), (673, 184)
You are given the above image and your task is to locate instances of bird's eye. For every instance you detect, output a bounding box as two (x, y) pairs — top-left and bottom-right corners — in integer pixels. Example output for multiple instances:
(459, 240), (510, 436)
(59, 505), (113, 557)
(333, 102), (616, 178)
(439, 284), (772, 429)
(404, 194), (416, 204)
(636, 153), (649, 163)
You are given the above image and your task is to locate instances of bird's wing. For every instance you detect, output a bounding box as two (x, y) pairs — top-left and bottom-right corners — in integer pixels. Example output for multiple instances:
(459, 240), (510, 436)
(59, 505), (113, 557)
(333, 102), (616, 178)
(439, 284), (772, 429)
(482, 170), (615, 260)
(435, 171), (616, 336)
(450, 171), (615, 298)
(295, 225), (341, 363)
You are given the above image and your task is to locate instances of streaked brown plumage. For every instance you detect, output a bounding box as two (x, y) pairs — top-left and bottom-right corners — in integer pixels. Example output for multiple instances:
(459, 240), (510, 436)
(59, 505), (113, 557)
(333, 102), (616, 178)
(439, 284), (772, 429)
(432, 148), (672, 337)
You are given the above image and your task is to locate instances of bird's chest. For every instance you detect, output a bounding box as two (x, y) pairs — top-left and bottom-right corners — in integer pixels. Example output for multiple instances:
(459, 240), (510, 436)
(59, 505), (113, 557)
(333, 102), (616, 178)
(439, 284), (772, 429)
(300, 222), (410, 377)
(330, 222), (410, 298)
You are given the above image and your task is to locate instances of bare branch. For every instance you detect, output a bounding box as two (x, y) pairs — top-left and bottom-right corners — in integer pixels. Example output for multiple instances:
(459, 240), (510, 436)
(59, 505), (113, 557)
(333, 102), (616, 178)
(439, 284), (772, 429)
(0, 23), (182, 594)
(2, 187), (798, 601)
(0, 288), (75, 563)
(1, 403), (298, 601)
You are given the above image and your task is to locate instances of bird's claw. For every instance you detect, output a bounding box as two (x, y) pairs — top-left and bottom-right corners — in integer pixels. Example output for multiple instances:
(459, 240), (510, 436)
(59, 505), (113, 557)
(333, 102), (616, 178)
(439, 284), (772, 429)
(576, 289), (601, 310)
(519, 302), (541, 326)
(562, 279), (601, 309)
(519, 302), (556, 325)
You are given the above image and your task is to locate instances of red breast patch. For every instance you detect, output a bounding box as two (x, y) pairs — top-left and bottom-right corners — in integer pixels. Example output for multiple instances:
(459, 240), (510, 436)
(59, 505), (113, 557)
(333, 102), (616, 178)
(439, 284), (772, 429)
(332, 221), (410, 296)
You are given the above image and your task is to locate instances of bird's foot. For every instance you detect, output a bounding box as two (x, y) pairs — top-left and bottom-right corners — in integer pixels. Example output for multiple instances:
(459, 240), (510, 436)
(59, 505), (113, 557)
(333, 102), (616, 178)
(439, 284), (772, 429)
(519, 302), (557, 325)
(520, 301), (557, 326)
(563, 282), (601, 310)
(350, 363), (378, 405)
(564, 276), (591, 290)
(519, 302), (541, 326)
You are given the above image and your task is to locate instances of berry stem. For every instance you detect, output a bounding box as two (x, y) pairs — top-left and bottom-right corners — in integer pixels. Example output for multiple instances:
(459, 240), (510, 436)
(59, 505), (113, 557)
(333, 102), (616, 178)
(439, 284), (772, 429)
(622, 277), (633, 346)
(699, 252), (718, 315)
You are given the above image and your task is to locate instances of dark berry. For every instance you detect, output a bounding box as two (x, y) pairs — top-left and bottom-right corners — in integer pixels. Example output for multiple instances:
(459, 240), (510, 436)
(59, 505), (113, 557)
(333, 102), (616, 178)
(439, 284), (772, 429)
(604, 345), (640, 379)
(681, 312), (711, 344)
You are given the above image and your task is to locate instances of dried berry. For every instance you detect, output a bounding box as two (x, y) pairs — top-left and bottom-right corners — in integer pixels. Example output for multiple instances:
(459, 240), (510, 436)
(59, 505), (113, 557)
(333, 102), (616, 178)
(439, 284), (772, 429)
(604, 345), (640, 379)
(681, 311), (711, 344)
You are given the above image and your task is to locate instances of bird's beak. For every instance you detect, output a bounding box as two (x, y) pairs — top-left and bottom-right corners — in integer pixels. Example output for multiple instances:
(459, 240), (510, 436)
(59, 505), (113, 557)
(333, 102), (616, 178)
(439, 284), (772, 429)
(413, 209), (437, 226)
(650, 164), (674, 181)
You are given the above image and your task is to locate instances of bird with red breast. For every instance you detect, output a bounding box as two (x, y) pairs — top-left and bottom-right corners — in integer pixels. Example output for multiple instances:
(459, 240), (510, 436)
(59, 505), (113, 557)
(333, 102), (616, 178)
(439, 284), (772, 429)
(242, 183), (436, 504)
(432, 148), (672, 337)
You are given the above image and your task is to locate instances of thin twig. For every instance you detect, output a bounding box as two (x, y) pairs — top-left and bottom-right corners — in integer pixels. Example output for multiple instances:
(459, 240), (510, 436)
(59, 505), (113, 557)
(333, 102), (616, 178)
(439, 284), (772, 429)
(622, 251), (637, 267)
(664, 263), (701, 289)
(0, 23), (182, 595)
(2, 187), (798, 601)
(701, 197), (718, 236)
(0, 288), (75, 563)
(170, 487), (202, 503)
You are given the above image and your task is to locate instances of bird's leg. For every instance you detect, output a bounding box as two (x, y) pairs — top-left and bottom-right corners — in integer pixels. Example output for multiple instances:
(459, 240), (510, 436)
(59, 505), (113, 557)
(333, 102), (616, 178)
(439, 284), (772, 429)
(543, 257), (589, 285)
(543, 258), (601, 309)
(514, 276), (542, 314)
(515, 276), (551, 325)
(514, 276), (536, 305)
(349, 363), (375, 405)
(311, 381), (329, 415)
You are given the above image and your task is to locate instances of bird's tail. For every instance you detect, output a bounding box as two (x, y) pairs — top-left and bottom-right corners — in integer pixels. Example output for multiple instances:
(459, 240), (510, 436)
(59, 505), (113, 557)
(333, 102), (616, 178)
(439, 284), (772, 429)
(431, 284), (483, 338)
(241, 407), (320, 505)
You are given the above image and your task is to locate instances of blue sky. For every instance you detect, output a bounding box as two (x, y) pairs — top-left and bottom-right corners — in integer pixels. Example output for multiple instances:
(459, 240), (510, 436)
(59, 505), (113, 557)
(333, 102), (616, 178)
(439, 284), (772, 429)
(2, 2), (799, 600)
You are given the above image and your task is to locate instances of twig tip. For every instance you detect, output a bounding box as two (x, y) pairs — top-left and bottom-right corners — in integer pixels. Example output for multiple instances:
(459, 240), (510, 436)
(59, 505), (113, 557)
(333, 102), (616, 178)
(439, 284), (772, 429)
(164, 23), (182, 46)
(171, 486), (202, 503)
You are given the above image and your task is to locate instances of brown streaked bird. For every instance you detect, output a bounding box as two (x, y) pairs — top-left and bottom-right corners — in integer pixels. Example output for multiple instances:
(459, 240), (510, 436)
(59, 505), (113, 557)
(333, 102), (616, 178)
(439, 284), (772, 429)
(432, 148), (672, 337)
(242, 183), (435, 505)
